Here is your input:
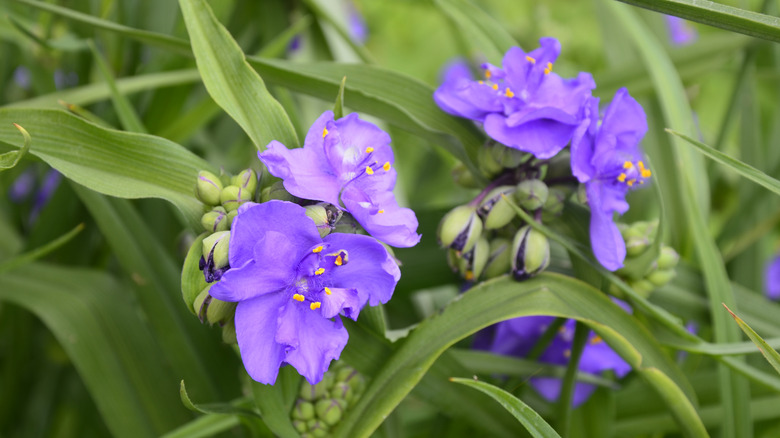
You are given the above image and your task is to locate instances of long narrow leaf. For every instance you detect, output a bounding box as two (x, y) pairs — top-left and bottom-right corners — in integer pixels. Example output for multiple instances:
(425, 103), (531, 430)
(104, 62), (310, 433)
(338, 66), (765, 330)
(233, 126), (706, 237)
(724, 305), (780, 375)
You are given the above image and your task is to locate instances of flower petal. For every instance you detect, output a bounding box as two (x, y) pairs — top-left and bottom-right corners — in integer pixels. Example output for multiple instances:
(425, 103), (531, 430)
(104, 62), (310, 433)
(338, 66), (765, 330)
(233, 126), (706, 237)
(765, 255), (780, 300)
(587, 183), (626, 271)
(484, 113), (577, 160)
(235, 292), (288, 384)
(259, 140), (341, 206)
(320, 287), (362, 320)
(530, 378), (596, 407)
(342, 187), (421, 248)
(209, 260), (286, 302)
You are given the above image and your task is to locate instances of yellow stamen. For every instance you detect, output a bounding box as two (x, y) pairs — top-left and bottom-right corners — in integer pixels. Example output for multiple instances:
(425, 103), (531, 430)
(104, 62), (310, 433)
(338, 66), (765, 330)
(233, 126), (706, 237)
(293, 294), (305, 302)
(617, 173), (627, 183)
(641, 169), (652, 178)
(378, 209), (385, 214)
(383, 162), (391, 171)
(314, 268), (325, 275)
(526, 55), (536, 64)
(310, 302), (321, 310)
(627, 179), (636, 187)
(335, 255), (343, 266)
(324, 287), (332, 296)
(478, 80), (484, 85)
(591, 335), (603, 344)
(563, 349), (571, 358)
(505, 88), (515, 98)
(464, 270), (474, 281)
(492, 84), (499, 90)
(544, 62), (553, 75)
(365, 166), (374, 175)
(365, 147), (374, 153)
(322, 127), (328, 138)
(312, 245), (323, 253)
(623, 161), (634, 169)
(485, 70), (492, 79)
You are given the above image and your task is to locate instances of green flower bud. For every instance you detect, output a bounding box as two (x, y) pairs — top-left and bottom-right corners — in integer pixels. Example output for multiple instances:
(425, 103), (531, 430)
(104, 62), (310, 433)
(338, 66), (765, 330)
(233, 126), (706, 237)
(206, 296), (236, 326)
(452, 163), (480, 189)
(483, 238), (512, 279)
(293, 420), (308, 434)
(438, 205), (483, 253)
(202, 231), (230, 270)
(544, 150), (572, 181)
(195, 170), (224, 206)
(330, 382), (353, 403)
(221, 317), (237, 344)
(489, 143), (531, 168)
(299, 379), (328, 401)
(226, 210), (239, 228)
(260, 181), (297, 203)
(305, 203), (342, 238)
(230, 168), (258, 196)
(656, 247), (680, 270)
(478, 145), (503, 178)
(201, 207), (228, 233)
(511, 225), (550, 280)
(292, 400), (315, 421)
(541, 187), (567, 222)
(629, 279), (655, 298)
(622, 220), (658, 257)
(192, 287), (209, 316)
(333, 213), (360, 234)
(646, 269), (676, 287)
(515, 179), (549, 211)
(456, 237), (489, 281)
(306, 419), (328, 437)
(478, 186), (517, 230)
(220, 185), (252, 212)
(315, 399), (345, 426)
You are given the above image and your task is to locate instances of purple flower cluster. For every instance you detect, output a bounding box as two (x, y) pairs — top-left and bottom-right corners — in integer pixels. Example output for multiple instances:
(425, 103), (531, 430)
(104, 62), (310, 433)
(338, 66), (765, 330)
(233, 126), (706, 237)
(434, 38), (651, 271)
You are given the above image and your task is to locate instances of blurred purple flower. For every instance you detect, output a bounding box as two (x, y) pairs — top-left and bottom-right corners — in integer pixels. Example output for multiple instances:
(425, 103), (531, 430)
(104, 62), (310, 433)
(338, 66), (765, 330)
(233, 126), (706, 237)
(346, 0), (368, 44)
(288, 35), (302, 52)
(208, 201), (400, 384)
(259, 111), (421, 248)
(29, 169), (63, 224)
(765, 255), (780, 300)
(54, 70), (78, 90)
(8, 168), (37, 202)
(665, 15), (697, 46)
(434, 38), (596, 159)
(8, 168), (62, 226)
(13, 67), (31, 90)
(570, 88), (650, 271)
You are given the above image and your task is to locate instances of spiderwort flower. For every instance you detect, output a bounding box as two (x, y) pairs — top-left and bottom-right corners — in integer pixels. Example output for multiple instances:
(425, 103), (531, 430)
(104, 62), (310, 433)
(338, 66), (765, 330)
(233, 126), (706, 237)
(764, 254), (780, 300)
(433, 38), (596, 159)
(570, 88), (650, 271)
(665, 15), (698, 46)
(259, 111), (421, 248)
(208, 200), (400, 384)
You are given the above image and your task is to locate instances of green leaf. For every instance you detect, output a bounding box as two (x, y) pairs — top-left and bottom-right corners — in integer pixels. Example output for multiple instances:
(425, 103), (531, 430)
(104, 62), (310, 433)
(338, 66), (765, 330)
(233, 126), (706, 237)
(334, 274), (705, 438)
(181, 233), (209, 315)
(434, 0), (518, 64)
(616, 0), (780, 43)
(179, 381), (260, 418)
(0, 223), (84, 274)
(0, 123), (31, 171)
(160, 414), (241, 438)
(0, 108), (211, 228)
(668, 128), (780, 196)
(333, 76), (347, 120)
(87, 40), (147, 133)
(250, 367), (301, 438)
(0, 263), (191, 437)
(179, 0), (300, 150)
(450, 378), (562, 438)
(724, 305), (780, 376)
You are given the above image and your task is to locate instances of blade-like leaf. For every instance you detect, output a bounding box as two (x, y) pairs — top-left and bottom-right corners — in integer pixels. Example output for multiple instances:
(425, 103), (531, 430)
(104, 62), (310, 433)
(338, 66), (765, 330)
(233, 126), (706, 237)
(450, 378), (562, 438)
(179, 0), (300, 150)
(250, 367), (301, 438)
(179, 381), (260, 418)
(724, 304), (780, 376)
(0, 124), (31, 171)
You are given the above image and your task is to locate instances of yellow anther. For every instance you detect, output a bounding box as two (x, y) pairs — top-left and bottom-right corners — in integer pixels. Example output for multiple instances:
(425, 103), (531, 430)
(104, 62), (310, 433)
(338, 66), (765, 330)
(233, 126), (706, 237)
(365, 147), (374, 153)
(365, 166), (374, 175)
(526, 55), (536, 64)
(378, 209), (385, 214)
(627, 179), (636, 187)
(641, 169), (652, 178)
(324, 287), (332, 296)
(464, 270), (474, 281)
(312, 245), (323, 253)
(293, 294), (305, 302)
(314, 268), (325, 275)
(505, 88), (515, 98)
(543, 62), (553, 75)
(617, 173), (627, 183)
(591, 335), (603, 345)
(478, 80), (484, 85)
(563, 349), (571, 358)
(383, 162), (391, 172)
(623, 161), (634, 169)
(310, 302), (321, 310)
(335, 255), (343, 266)
(322, 127), (328, 138)
(637, 161), (646, 169)
(485, 70), (492, 79)
(492, 84), (499, 90)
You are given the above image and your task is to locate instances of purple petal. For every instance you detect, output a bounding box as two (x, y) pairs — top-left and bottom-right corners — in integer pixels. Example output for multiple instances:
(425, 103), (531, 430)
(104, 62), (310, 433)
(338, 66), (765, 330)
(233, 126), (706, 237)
(209, 260), (287, 302)
(275, 303), (349, 384)
(8, 168), (36, 203)
(235, 292), (288, 384)
(322, 232), (400, 307)
(665, 15), (698, 46)
(530, 378), (596, 407)
(765, 255), (780, 300)
(484, 113), (577, 160)
(570, 97), (600, 182)
(586, 183), (626, 271)
(320, 287), (361, 320)
(341, 187), (421, 248)
(579, 336), (631, 378)
(259, 141), (342, 206)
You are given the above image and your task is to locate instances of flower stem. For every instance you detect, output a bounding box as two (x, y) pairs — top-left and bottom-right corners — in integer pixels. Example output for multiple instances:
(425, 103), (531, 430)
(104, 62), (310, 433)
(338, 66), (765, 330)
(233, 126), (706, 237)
(557, 321), (589, 437)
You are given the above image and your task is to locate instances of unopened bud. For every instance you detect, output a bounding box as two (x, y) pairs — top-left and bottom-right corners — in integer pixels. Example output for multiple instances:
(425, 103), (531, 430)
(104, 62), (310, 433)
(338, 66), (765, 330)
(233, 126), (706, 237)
(541, 187), (567, 221)
(438, 205), (483, 253)
(300, 379), (328, 401)
(201, 207), (228, 233)
(478, 186), (517, 230)
(220, 185), (252, 212)
(628, 279), (655, 298)
(292, 400), (315, 421)
(515, 179), (549, 211)
(226, 210), (239, 228)
(293, 420), (308, 434)
(231, 168), (258, 195)
(656, 247), (680, 270)
(206, 296), (236, 325)
(647, 269), (676, 287)
(315, 399), (345, 426)
(489, 143), (531, 168)
(222, 317), (237, 344)
(306, 419), (328, 437)
(622, 221), (658, 257)
(511, 225), (550, 280)
(201, 231), (230, 282)
(260, 181), (297, 203)
(483, 238), (512, 279)
(452, 163), (480, 189)
(195, 170), (223, 206)
(306, 203), (342, 237)
(478, 145), (503, 178)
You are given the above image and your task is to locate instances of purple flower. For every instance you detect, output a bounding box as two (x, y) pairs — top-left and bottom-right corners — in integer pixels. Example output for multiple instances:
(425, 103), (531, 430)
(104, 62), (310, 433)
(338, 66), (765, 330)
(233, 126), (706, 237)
(479, 300), (632, 406)
(30, 169), (62, 224)
(13, 67), (31, 90)
(665, 15), (697, 46)
(433, 38), (596, 159)
(570, 88), (650, 271)
(765, 255), (780, 300)
(8, 168), (36, 203)
(259, 111), (421, 248)
(346, 0), (368, 44)
(209, 200), (400, 384)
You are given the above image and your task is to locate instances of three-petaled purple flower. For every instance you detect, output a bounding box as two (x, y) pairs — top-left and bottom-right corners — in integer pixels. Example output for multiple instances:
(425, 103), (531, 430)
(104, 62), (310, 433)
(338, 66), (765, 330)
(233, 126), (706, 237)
(259, 111), (421, 248)
(433, 37), (595, 159)
(571, 88), (650, 271)
(209, 200), (400, 385)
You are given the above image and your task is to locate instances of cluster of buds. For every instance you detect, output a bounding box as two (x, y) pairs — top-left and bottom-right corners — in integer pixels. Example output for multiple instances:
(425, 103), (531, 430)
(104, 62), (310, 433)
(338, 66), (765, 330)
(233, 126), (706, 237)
(197, 168), (259, 233)
(612, 221), (680, 298)
(439, 143), (572, 283)
(291, 363), (366, 437)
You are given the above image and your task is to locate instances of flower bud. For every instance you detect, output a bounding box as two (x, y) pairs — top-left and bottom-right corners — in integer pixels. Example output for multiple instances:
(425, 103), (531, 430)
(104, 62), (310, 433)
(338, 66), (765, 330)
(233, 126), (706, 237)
(195, 170), (224, 206)
(483, 238), (511, 279)
(201, 207), (228, 233)
(515, 179), (549, 211)
(205, 296), (236, 325)
(293, 420), (308, 434)
(300, 379), (328, 401)
(292, 400), (315, 421)
(306, 419), (328, 437)
(646, 269), (676, 287)
(656, 247), (680, 270)
(201, 231), (230, 282)
(226, 209), (239, 228)
(305, 203), (342, 238)
(438, 205), (483, 253)
(315, 399), (345, 426)
(192, 288), (209, 316)
(220, 185), (252, 212)
(453, 237), (490, 281)
(489, 143), (531, 168)
(260, 181), (297, 203)
(622, 221), (658, 257)
(231, 168), (258, 196)
(541, 187), (567, 222)
(452, 163), (480, 189)
(221, 317), (237, 344)
(511, 225), (550, 280)
(478, 145), (503, 178)
(478, 186), (517, 230)
(628, 279), (655, 298)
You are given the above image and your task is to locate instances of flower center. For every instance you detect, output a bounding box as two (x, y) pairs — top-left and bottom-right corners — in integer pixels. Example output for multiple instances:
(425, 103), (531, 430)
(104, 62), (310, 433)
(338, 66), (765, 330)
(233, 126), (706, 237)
(615, 160), (652, 188)
(289, 245), (351, 311)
